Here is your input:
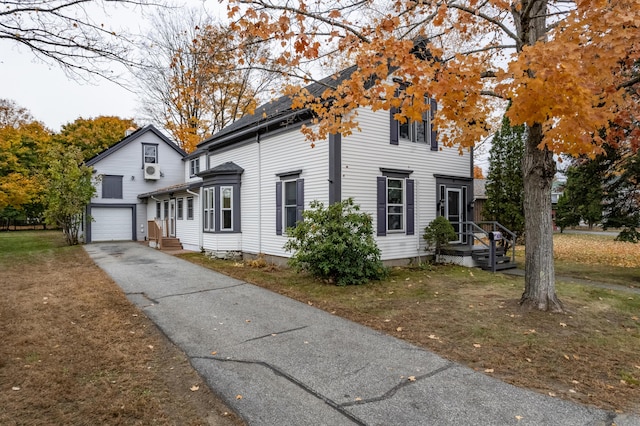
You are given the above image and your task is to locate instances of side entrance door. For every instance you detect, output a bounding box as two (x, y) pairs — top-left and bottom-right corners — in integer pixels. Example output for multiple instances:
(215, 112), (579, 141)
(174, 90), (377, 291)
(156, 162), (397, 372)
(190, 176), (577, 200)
(446, 188), (463, 244)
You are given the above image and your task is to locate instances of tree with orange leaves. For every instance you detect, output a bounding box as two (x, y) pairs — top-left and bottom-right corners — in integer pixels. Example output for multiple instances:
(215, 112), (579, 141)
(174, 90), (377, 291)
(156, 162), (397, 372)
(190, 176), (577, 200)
(137, 10), (279, 153)
(227, 0), (639, 311)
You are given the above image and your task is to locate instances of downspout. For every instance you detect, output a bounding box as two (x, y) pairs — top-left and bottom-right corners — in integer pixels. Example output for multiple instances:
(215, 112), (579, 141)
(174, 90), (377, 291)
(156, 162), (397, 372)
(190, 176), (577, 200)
(186, 189), (203, 250)
(416, 179), (421, 265)
(257, 133), (262, 254)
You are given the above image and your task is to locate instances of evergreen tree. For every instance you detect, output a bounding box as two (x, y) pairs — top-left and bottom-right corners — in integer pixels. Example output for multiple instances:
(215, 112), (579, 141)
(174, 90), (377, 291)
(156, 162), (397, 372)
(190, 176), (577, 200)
(485, 115), (526, 239)
(555, 159), (605, 229)
(602, 149), (640, 239)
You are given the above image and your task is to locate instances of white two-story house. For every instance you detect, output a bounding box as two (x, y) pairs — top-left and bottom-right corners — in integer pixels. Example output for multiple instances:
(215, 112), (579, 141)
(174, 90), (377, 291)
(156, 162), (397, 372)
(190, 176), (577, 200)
(84, 125), (186, 243)
(137, 67), (475, 265)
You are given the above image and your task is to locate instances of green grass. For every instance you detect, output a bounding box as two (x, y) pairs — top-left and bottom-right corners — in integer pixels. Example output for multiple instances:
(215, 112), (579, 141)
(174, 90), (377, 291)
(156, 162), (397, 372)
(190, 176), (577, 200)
(0, 230), (66, 260)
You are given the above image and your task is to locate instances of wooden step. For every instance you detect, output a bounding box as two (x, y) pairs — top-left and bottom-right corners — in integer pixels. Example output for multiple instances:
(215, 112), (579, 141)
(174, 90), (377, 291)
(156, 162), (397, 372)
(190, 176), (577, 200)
(160, 237), (182, 250)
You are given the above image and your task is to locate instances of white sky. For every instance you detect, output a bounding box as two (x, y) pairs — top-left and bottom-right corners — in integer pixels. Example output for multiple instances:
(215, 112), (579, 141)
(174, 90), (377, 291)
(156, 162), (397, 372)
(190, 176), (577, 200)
(0, 0), (226, 132)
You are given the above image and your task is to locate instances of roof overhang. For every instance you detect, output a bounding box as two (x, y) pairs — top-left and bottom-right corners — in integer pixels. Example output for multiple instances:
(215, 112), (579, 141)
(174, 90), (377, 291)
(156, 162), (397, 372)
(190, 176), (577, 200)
(138, 181), (202, 199)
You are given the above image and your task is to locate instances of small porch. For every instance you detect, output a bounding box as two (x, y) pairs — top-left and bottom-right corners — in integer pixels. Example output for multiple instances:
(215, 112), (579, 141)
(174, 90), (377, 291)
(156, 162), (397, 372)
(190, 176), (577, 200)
(440, 221), (517, 271)
(147, 219), (183, 251)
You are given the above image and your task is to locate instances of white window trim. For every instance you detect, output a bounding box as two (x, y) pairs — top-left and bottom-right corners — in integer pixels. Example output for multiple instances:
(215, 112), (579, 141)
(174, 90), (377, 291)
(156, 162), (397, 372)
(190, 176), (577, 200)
(203, 188), (215, 232)
(220, 186), (233, 231)
(387, 178), (405, 233)
(283, 179), (298, 231)
(177, 198), (184, 220)
(190, 158), (200, 177)
(143, 144), (158, 164)
(186, 197), (194, 220)
(399, 119), (430, 144)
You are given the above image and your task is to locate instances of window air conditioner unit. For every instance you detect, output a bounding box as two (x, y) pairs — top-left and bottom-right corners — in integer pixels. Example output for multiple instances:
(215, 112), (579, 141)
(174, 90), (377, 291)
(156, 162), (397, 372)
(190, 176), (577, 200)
(144, 163), (161, 180)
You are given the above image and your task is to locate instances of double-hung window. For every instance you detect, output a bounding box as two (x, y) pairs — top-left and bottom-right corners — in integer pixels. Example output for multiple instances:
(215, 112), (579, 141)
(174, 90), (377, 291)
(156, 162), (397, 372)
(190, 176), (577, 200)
(190, 158), (200, 177)
(390, 97), (438, 150)
(275, 171), (304, 235)
(199, 161), (243, 233)
(143, 144), (158, 164)
(220, 187), (233, 230)
(284, 181), (298, 230)
(387, 178), (404, 231)
(377, 169), (414, 237)
(177, 198), (184, 220)
(203, 188), (215, 232)
(186, 197), (194, 220)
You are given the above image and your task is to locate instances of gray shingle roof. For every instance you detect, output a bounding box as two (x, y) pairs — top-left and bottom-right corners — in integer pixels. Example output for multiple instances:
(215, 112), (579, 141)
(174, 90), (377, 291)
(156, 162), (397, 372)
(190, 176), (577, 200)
(198, 65), (359, 150)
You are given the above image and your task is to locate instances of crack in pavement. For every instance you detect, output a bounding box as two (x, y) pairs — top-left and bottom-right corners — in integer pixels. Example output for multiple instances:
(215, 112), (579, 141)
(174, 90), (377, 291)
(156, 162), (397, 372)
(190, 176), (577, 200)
(126, 292), (159, 305)
(339, 362), (455, 407)
(153, 283), (247, 300)
(192, 355), (367, 426)
(241, 325), (309, 343)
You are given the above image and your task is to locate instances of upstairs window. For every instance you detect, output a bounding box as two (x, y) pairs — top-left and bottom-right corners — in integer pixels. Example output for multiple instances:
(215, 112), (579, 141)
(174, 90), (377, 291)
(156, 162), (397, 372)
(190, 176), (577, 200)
(390, 97), (438, 150)
(190, 158), (200, 176)
(143, 144), (158, 164)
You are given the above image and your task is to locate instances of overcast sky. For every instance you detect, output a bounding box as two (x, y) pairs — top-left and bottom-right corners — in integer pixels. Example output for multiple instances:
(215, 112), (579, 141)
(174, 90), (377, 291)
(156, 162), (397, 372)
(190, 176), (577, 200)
(0, 0), (224, 132)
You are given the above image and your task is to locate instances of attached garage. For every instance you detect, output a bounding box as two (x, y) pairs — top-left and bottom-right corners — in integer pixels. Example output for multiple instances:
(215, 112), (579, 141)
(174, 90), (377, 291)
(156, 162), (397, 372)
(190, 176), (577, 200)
(89, 205), (135, 242)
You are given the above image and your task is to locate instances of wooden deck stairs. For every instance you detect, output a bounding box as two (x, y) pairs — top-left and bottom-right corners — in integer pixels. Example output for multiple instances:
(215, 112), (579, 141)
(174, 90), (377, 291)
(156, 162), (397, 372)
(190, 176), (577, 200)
(159, 237), (183, 251)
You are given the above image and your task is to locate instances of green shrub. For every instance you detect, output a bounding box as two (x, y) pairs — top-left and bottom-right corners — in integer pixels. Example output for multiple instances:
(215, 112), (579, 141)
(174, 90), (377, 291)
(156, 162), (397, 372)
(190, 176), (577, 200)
(615, 227), (640, 243)
(283, 198), (388, 286)
(423, 216), (457, 261)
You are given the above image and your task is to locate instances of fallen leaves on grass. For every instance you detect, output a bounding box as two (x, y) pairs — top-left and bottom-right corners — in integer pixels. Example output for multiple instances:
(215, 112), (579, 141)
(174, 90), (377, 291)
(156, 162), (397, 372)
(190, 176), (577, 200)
(190, 385), (199, 392)
(553, 234), (640, 267)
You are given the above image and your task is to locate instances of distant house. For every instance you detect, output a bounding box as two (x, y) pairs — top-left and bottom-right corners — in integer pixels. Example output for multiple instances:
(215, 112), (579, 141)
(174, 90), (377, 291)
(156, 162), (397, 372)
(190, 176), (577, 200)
(83, 125), (186, 243)
(137, 69), (475, 265)
(473, 178), (488, 222)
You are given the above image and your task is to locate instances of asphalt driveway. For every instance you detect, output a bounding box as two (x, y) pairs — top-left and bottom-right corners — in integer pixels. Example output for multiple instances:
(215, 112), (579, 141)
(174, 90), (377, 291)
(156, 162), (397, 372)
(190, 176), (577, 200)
(84, 242), (639, 426)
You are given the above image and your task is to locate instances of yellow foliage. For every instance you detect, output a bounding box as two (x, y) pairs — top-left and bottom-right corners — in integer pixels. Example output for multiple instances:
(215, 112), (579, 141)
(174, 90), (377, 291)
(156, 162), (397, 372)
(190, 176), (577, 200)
(553, 234), (640, 268)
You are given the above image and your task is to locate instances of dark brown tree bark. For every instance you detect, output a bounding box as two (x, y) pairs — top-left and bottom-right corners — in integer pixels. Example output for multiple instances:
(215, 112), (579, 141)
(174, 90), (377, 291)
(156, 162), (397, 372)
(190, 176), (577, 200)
(520, 123), (563, 312)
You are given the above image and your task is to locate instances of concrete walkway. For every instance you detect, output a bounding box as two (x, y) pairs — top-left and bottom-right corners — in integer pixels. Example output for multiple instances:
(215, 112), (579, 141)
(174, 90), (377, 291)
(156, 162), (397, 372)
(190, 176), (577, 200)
(84, 242), (639, 426)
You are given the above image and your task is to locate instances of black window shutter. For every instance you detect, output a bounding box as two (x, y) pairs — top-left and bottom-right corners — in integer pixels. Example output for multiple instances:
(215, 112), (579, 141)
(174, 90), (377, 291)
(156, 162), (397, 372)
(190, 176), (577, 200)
(406, 179), (415, 235)
(430, 98), (438, 151)
(377, 176), (387, 236)
(275, 181), (282, 235)
(390, 107), (399, 145)
(296, 179), (304, 224)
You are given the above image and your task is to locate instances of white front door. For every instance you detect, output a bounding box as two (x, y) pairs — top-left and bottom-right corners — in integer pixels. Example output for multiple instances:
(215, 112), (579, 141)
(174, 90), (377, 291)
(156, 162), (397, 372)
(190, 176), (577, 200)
(446, 188), (463, 244)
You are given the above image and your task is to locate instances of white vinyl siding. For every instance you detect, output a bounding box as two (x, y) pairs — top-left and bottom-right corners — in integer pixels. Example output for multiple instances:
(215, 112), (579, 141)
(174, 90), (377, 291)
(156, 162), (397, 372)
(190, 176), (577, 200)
(89, 129), (185, 241)
(341, 106), (471, 260)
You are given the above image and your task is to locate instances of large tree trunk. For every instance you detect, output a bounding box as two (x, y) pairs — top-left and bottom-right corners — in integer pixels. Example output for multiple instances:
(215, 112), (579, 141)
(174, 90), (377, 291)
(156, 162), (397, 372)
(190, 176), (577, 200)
(520, 123), (563, 312)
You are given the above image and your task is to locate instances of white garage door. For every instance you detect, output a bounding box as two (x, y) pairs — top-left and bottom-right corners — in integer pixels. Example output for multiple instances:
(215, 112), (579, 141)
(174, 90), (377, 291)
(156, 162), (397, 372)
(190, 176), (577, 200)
(91, 207), (133, 241)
